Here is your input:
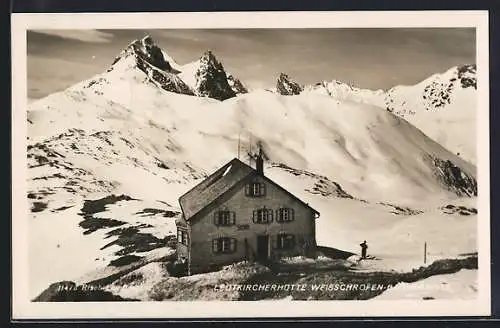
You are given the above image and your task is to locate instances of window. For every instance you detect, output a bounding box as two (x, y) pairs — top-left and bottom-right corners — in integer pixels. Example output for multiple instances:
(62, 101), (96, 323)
(214, 210), (235, 226)
(245, 182), (266, 197)
(253, 208), (273, 224)
(177, 228), (189, 245)
(212, 237), (237, 254)
(276, 208), (294, 223)
(277, 233), (295, 250)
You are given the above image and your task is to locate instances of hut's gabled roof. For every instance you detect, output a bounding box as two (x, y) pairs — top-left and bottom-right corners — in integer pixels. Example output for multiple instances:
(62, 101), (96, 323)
(178, 157), (320, 221)
(179, 158), (254, 220)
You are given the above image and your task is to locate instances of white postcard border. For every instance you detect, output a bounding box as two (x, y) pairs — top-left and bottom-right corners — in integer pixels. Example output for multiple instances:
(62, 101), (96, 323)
(11, 10), (491, 319)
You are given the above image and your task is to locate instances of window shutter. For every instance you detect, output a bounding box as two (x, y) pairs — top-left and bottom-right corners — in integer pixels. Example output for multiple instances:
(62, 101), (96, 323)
(245, 184), (250, 196)
(212, 239), (219, 253)
(268, 208), (274, 223)
(252, 210), (257, 223)
(213, 211), (218, 225)
(230, 211), (236, 225)
(290, 208), (295, 221)
(259, 183), (266, 197)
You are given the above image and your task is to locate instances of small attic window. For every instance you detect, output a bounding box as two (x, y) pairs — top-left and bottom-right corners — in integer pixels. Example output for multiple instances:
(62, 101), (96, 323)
(245, 182), (266, 197)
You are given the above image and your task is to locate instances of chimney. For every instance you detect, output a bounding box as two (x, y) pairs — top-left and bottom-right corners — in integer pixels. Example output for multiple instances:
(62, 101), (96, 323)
(256, 148), (264, 175)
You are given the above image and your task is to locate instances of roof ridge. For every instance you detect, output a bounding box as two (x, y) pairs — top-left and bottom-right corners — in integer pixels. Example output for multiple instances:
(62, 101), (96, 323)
(178, 157), (319, 221)
(178, 157), (256, 220)
(184, 170), (256, 221)
(179, 158), (243, 201)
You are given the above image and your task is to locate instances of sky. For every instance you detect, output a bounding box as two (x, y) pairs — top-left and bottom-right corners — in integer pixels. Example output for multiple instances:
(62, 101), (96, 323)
(27, 28), (476, 100)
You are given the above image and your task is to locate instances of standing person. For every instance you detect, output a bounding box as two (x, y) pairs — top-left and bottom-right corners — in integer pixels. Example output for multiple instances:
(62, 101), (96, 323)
(360, 240), (368, 259)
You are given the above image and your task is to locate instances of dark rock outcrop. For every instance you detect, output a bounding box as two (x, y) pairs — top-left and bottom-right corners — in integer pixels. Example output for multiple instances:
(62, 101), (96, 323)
(431, 157), (477, 197)
(457, 64), (476, 89)
(129, 35), (178, 73)
(273, 163), (353, 199)
(276, 73), (303, 96)
(111, 35), (176, 73)
(194, 51), (237, 101)
(441, 204), (477, 216)
(106, 36), (247, 100)
(385, 63), (476, 114)
(422, 79), (455, 110)
(137, 59), (194, 95)
(109, 36), (194, 95)
(227, 73), (249, 95)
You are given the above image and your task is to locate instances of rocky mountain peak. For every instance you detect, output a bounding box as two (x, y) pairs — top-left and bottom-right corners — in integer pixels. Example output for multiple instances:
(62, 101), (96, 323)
(417, 63), (476, 112)
(133, 36), (175, 72)
(107, 39), (247, 100)
(111, 35), (176, 73)
(194, 50), (237, 101)
(108, 36), (193, 95)
(200, 50), (219, 66)
(384, 63), (477, 116)
(276, 73), (303, 96)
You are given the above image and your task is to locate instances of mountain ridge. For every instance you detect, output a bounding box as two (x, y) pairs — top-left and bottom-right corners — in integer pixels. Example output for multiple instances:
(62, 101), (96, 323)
(106, 35), (247, 101)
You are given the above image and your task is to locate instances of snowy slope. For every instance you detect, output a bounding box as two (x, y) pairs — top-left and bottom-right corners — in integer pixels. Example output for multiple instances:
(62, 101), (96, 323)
(383, 65), (477, 164)
(264, 164), (477, 272)
(29, 80), (476, 204)
(26, 36), (478, 299)
(303, 65), (477, 164)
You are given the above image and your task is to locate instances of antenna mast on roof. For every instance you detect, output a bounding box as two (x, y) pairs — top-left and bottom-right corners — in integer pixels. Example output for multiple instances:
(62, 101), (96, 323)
(237, 132), (241, 160)
(248, 135), (252, 166)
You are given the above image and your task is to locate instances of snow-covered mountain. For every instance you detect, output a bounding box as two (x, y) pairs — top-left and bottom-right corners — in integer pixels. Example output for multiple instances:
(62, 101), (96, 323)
(305, 80), (386, 107)
(107, 36), (247, 100)
(303, 65), (477, 164)
(383, 64), (477, 164)
(26, 35), (478, 300)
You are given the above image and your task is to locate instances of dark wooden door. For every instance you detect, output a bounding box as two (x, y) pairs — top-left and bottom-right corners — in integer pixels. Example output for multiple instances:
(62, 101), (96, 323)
(256, 235), (269, 260)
